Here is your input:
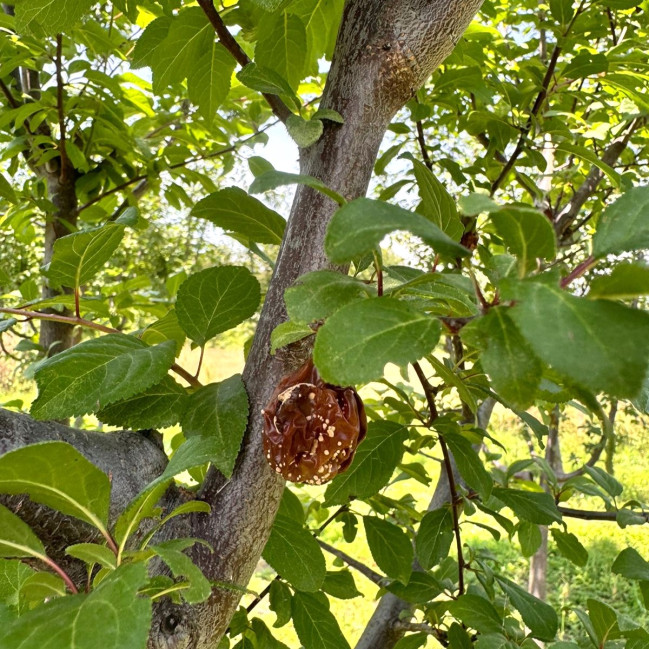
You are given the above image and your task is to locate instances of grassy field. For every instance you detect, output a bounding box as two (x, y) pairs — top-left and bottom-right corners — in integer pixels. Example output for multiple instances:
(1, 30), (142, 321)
(1, 342), (648, 647)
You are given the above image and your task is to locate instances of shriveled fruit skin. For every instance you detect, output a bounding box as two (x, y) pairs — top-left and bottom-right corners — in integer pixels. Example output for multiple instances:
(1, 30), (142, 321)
(262, 359), (366, 485)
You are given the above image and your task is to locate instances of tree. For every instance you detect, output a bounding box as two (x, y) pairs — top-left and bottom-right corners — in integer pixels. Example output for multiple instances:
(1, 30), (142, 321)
(1, 0), (649, 648)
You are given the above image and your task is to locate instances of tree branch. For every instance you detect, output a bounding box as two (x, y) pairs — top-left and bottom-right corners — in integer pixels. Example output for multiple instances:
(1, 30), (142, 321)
(558, 506), (649, 523)
(490, 44), (562, 194)
(196, 0), (292, 123)
(554, 118), (641, 237)
(318, 540), (389, 587)
(412, 361), (465, 594)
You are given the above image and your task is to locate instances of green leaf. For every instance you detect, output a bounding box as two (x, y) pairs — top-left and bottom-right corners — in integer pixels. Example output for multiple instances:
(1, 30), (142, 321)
(285, 270), (372, 324)
(448, 594), (503, 634)
(549, 0), (574, 24)
(463, 307), (542, 409)
(415, 507), (454, 569)
(0, 564), (151, 649)
(427, 356), (478, 412)
(322, 570), (362, 599)
(131, 16), (171, 69)
(237, 63), (297, 99)
(97, 375), (188, 430)
(312, 108), (344, 124)
(313, 298), (442, 384)
(492, 488), (562, 525)
(0, 504), (46, 560)
(249, 170), (346, 206)
(593, 186), (649, 257)
(442, 434), (491, 501)
(584, 466), (623, 497)
(0, 172), (17, 203)
(292, 591), (351, 649)
(31, 335), (176, 420)
(509, 278), (649, 398)
(393, 634), (427, 649)
(251, 618), (291, 649)
(496, 575), (558, 640)
(44, 222), (126, 291)
(270, 321), (314, 355)
(589, 264), (649, 299)
(66, 543), (117, 570)
(556, 143), (621, 188)
(563, 52), (608, 80)
(386, 572), (442, 604)
(269, 580), (292, 628)
(175, 266), (261, 346)
(411, 158), (463, 241)
(363, 516), (413, 584)
(19, 572), (66, 608)
(551, 529), (588, 567)
(171, 375), (249, 478)
(192, 187), (286, 245)
(518, 521), (542, 557)
(490, 207), (556, 275)
(0, 442), (110, 532)
(113, 479), (172, 548)
(0, 559), (34, 610)
(587, 598), (623, 644)
(262, 514), (326, 592)
(255, 12), (306, 90)
(188, 41), (236, 119)
(15, 0), (94, 35)
(286, 115), (324, 148)
(151, 8), (213, 93)
(612, 548), (649, 581)
(324, 421), (408, 505)
(459, 193), (500, 216)
(324, 198), (470, 264)
(140, 310), (186, 356)
(152, 542), (212, 604)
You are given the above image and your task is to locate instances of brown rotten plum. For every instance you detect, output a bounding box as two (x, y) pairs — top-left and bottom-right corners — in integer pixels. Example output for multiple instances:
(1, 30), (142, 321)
(262, 358), (367, 485)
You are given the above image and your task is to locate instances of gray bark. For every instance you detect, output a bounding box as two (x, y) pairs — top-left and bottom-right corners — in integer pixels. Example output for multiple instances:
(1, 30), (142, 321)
(0, 1), (485, 647)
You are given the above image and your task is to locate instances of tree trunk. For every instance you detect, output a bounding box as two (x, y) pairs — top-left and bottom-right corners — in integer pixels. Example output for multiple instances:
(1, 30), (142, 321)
(528, 406), (562, 602)
(40, 167), (78, 356)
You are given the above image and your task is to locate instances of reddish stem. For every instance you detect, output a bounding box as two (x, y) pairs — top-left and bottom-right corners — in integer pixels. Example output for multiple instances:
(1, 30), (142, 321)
(560, 255), (596, 288)
(41, 556), (79, 594)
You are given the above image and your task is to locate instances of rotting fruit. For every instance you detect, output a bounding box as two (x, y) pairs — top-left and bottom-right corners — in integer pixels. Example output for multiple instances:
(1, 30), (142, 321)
(262, 358), (367, 485)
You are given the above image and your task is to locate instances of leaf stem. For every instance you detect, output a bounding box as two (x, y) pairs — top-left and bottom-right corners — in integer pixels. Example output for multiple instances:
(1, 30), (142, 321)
(41, 555), (79, 594)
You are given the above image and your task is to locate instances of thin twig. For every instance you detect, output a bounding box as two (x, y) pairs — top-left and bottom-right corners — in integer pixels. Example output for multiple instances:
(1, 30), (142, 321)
(318, 540), (389, 587)
(412, 360), (465, 594)
(0, 78), (19, 108)
(0, 306), (201, 388)
(415, 121), (433, 170)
